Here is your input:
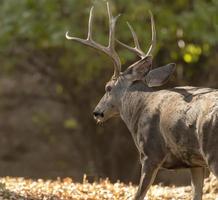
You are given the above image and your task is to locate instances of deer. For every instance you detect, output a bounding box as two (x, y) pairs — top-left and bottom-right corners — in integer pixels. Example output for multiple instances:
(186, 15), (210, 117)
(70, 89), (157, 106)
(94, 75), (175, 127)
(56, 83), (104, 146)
(66, 3), (218, 200)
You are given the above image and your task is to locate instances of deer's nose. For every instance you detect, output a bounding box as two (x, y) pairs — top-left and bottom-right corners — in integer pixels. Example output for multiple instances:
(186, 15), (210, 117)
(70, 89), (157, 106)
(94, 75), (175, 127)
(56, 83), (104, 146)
(93, 111), (104, 118)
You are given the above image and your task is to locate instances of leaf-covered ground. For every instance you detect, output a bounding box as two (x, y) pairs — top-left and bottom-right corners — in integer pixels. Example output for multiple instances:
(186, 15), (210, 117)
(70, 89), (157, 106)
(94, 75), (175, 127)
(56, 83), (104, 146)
(0, 174), (217, 200)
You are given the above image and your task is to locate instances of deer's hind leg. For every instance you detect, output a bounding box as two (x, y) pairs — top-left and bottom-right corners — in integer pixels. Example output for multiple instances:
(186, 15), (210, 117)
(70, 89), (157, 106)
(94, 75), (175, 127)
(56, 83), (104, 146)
(200, 114), (218, 178)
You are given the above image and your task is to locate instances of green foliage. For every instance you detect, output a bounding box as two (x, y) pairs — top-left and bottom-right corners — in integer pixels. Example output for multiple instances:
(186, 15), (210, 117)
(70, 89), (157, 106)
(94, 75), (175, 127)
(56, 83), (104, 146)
(0, 0), (217, 72)
(0, 0), (217, 81)
(32, 110), (51, 127)
(64, 118), (78, 130)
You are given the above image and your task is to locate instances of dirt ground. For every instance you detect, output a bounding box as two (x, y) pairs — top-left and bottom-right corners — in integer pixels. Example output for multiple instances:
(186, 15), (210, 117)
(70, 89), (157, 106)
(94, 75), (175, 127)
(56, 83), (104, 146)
(0, 174), (217, 200)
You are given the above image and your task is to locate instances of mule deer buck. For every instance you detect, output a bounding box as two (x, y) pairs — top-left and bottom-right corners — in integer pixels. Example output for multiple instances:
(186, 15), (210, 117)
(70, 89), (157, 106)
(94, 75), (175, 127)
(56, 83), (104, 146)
(66, 3), (218, 200)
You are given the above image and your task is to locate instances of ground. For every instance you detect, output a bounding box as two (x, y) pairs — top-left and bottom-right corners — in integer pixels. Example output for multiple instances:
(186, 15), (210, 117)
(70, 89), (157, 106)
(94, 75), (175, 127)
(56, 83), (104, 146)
(0, 174), (217, 200)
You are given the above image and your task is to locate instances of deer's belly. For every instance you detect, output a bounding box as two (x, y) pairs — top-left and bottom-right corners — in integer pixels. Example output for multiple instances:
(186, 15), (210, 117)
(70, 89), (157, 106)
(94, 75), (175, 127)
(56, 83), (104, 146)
(162, 132), (206, 167)
(162, 152), (206, 169)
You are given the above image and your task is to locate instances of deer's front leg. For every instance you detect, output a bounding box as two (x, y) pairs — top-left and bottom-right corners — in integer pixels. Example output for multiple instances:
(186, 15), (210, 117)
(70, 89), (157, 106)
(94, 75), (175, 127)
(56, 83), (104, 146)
(190, 167), (204, 200)
(134, 156), (166, 200)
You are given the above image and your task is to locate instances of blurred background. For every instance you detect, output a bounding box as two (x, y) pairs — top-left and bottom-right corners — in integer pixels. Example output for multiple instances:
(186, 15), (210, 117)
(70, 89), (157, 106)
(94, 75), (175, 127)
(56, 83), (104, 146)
(0, 0), (217, 185)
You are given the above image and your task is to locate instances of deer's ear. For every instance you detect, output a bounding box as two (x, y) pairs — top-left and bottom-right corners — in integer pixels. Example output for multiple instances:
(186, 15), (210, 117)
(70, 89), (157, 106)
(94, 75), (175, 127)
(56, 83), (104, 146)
(145, 63), (176, 87)
(124, 56), (152, 81)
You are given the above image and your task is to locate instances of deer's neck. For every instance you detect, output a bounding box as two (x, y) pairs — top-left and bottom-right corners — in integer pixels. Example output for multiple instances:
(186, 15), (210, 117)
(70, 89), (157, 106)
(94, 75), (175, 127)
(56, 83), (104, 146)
(119, 81), (155, 134)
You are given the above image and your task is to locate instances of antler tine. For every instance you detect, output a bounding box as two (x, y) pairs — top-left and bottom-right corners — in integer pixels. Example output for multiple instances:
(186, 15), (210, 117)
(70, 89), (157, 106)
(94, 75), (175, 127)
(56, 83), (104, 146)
(117, 11), (156, 59)
(106, 2), (121, 78)
(87, 6), (94, 40)
(145, 11), (156, 56)
(66, 6), (107, 53)
(107, 3), (121, 50)
(117, 22), (146, 58)
(66, 2), (121, 79)
(107, 2), (114, 49)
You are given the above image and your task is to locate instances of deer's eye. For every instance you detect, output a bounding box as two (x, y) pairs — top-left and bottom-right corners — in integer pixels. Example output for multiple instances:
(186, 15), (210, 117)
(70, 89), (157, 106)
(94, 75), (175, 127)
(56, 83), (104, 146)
(105, 85), (112, 92)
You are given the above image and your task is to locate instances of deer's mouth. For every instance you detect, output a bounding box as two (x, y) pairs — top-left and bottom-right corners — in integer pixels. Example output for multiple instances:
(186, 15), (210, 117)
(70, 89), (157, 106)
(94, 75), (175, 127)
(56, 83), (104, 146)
(94, 116), (104, 124)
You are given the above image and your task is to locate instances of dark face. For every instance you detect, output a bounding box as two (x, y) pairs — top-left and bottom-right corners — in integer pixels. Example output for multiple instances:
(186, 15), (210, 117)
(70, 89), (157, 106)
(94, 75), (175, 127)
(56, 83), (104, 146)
(93, 56), (152, 123)
(93, 78), (124, 123)
(93, 56), (176, 123)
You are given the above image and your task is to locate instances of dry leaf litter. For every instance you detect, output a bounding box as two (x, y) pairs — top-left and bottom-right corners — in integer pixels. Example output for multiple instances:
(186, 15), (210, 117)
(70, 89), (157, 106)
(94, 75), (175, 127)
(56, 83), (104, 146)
(0, 174), (217, 200)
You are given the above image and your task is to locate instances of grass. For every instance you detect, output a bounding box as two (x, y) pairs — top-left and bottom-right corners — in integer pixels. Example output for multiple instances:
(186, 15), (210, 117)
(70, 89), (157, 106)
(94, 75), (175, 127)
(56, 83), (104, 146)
(0, 174), (217, 199)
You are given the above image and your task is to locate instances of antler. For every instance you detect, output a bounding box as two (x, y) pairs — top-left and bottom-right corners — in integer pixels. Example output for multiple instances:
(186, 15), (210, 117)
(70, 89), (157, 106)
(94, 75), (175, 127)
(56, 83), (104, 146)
(117, 11), (156, 58)
(66, 2), (121, 79)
